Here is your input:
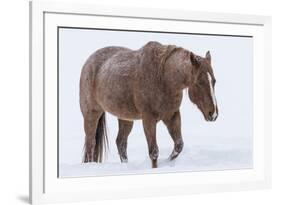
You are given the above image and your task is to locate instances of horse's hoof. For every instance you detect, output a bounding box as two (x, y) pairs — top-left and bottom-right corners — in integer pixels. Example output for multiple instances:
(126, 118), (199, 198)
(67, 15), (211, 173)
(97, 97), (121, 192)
(120, 158), (128, 163)
(83, 154), (92, 163)
(152, 159), (158, 168)
(168, 150), (179, 161)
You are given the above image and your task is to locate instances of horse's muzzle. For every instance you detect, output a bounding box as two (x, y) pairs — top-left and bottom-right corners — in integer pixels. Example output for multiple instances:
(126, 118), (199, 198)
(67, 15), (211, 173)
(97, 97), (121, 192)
(208, 112), (218, 121)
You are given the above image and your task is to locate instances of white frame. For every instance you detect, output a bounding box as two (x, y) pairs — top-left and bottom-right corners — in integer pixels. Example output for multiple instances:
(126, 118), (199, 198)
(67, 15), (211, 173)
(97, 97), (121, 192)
(30, 1), (272, 204)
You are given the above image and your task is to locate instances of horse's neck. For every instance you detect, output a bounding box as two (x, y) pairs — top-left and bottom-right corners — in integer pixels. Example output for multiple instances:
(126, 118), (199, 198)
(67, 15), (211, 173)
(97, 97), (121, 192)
(164, 53), (193, 91)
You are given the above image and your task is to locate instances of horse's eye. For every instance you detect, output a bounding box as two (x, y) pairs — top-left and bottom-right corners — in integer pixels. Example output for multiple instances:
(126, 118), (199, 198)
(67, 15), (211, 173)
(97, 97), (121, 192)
(198, 80), (204, 86)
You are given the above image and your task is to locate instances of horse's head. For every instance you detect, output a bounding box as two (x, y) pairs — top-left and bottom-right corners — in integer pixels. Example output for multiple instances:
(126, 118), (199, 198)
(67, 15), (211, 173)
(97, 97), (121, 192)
(188, 51), (218, 121)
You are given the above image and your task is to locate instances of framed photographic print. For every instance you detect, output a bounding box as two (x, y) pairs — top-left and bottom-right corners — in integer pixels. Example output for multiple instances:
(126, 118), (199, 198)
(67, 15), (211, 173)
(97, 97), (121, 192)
(30, 1), (272, 204)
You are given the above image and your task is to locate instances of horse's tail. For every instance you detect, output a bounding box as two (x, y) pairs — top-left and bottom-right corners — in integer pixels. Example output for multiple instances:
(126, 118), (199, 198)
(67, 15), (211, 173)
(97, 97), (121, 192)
(93, 112), (108, 163)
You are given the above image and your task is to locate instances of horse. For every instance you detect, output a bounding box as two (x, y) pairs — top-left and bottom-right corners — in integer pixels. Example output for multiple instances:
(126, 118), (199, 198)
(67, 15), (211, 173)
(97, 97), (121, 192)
(79, 41), (218, 168)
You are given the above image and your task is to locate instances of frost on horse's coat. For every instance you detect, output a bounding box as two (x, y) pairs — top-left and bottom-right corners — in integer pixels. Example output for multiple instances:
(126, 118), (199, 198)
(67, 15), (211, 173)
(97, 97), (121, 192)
(79, 41), (218, 168)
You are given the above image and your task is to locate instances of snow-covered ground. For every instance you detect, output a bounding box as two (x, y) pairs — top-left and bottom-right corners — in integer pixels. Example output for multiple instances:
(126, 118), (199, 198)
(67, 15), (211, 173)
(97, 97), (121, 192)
(58, 28), (253, 178)
(59, 132), (252, 177)
(59, 98), (253, 177)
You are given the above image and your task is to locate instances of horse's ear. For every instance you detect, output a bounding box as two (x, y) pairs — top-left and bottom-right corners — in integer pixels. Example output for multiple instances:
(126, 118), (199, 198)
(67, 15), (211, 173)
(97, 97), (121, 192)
(205, 51), (211, 63)
(190, 52), (199, 67)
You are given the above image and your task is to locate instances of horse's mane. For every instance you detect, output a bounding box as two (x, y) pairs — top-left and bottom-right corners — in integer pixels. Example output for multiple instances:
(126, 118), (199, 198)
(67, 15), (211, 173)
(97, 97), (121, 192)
(140, 41), (182, 78)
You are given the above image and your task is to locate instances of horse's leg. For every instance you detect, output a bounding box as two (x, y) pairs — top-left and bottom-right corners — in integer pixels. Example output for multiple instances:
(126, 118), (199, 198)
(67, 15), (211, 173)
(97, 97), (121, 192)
(163, 111), (184, 160)
(142, 115), (158, 168)
(83, 111), (102, 163)
(116, 119), (134, 163)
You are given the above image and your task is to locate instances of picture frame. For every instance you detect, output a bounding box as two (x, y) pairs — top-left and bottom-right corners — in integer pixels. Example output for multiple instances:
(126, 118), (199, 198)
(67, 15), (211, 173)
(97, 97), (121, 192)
(29, 1), (272, 204)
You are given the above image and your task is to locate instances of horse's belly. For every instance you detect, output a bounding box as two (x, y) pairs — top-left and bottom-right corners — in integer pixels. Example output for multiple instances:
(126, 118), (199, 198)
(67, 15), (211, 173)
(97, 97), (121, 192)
(100, 98), (141, 121)
(108, 110), (141, 121)
(95, 75), (140, 120)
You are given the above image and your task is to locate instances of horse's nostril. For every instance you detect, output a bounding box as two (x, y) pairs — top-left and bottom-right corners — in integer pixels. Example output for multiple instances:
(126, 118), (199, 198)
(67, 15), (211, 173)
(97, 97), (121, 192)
(207, 112), (212, 121)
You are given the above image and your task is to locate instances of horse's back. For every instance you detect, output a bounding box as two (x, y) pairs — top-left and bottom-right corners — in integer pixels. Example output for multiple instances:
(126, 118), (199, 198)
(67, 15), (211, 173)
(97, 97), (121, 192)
(87, 46), (130, 70)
